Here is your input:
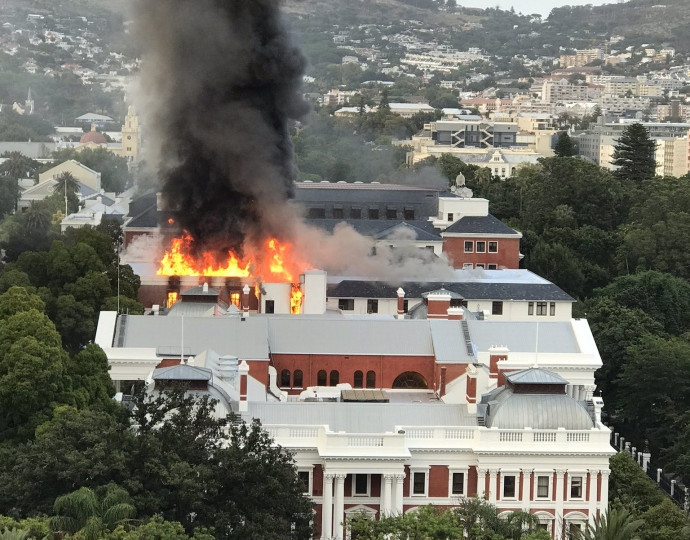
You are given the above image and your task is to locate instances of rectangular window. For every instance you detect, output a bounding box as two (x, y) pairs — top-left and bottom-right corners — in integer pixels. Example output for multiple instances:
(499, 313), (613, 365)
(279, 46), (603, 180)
(307, 207), (326, 218)
(503, 475), (516, 498)
(570, 476), (583, 499)
(386, 207), (397, 220)
(298, 471), (310, 495)
(451, 472), (464, 495)
(447, 213), (454, 222)
(350, 207), (362, 219)
(528, 301), (534, 315)
(536, 301), (548, 316)
(476, 241), (486, 253)
(404, 208), (415, 220)
(412, 472), (426, 495)
(550, 302), (556, 316)
(338, 298), (354, 311)
(492, 301), (503, 315)
(475, 263), (485, 269)
(537, 475), (550, 498)
(488, 264), (497, 270)
(368, 208), (379, 219)
(403, 299), (409, 313)
(332, 207), (344, 219)
(354, 474), (369, 496)
(488, 241), (498, 253)
(367, 299), (378, 314)
(264, 300), (275, 314)
(464, 241), (474, 253)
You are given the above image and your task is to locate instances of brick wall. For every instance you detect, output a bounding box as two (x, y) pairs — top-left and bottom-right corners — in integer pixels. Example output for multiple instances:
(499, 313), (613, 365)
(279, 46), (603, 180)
(442, 237), (521, 269)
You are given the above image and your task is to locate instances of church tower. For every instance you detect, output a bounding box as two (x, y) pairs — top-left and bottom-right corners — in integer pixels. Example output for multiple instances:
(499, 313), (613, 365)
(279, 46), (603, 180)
(25, 88), (34, 115)
(120, 106), (140, 161)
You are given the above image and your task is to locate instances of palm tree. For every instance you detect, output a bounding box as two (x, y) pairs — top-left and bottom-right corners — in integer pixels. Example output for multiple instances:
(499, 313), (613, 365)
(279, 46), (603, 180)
(573, 508), (643, 540)
(0, 151), (38, 183)
(52, 171), (79, 199)
(0, 529), (29, 540)
(23, 202), (52, 233)
(51, 484), (136, 540)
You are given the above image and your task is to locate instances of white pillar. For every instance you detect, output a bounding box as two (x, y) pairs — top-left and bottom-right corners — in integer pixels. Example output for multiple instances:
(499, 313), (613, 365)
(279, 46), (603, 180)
(382, 474), (393, 517)
(393, 473), (405, 515)
(322, 474), (333, 540)
(599, 470), (610, 516)
(554, 470), (566, 540)
(334, 474), (346, 540)
(477, 468), (488, 500)
(588, 470), (598, 527)
(488, 469), (498, 504)
(521, 469), (532, 509)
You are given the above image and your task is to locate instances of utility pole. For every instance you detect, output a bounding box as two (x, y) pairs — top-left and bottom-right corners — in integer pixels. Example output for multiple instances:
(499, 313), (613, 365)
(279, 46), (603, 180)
(116, 238), (120, 313)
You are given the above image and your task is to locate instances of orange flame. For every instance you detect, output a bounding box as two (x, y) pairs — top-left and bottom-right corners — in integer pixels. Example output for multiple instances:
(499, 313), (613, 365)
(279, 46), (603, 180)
(290, 284), (303, 315)
(157, 233), (303, 284)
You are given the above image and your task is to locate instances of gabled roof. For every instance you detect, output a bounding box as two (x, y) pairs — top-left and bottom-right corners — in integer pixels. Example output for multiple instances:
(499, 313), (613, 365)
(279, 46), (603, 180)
(506, 368), (569, 385)
(443, 214), (520, 235)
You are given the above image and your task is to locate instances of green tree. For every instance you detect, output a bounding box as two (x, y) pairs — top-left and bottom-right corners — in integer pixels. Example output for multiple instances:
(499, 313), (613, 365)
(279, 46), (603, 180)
(51, 171), (80, 214)
(51, 484), (136, 540)
(611, 123), (656, 182)
(553, 131), (576, 157)
(574, 507), (643, 540)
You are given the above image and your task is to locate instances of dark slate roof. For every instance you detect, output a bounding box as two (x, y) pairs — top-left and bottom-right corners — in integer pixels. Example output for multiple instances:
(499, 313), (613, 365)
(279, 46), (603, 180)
(327, 280), (574, 302)
(306, 219), (442, 241)
(443, 214), (519, 235)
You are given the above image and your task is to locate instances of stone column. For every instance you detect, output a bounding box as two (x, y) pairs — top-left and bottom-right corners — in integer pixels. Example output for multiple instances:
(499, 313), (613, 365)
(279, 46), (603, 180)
(521, 469), (533, 509)
(393, 473), (405, 515)
(477, 468), (488, 499)
(599, 470), (610, 516)
(382, 474), (393, 517)
(588, 470), (598, 527)
(322, 473), (333, 540)
(554, 470), (566, 540)
(488, 469), (499, 504)
(334, 474), (346, 540)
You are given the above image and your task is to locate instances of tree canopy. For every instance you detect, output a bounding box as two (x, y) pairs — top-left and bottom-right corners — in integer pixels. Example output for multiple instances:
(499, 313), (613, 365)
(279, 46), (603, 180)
(611, 123), (656, 182)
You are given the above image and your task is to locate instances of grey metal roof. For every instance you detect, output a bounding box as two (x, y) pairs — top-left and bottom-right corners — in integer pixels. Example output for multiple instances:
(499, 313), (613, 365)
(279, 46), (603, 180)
(327, 280), (573, 302)
(305, 219), (442, 241)
(246, 401), (476, 432)
(120, 315), (270, 359)
(443, 214), (520, 235)
(267, 318), (434, 356)
(153, 364), (212, 381)
(483, 390), (593, 430)
(507, 368), (568, 385)
(467, 321), (581, 354)
(181, 285), (219, 296)
(429, 320), (475, 364)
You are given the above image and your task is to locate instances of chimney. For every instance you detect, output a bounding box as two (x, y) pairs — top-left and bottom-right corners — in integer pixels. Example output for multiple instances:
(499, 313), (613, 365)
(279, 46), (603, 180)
(396, 287), (405, 319)
(426, 289), (451, 319)
(489, 345), (509, 382)
(439, 366), (447, 397)
(203, 282), (209, 293)
(242, 284), (250, 317)
(238, 360), (249, 412)
(466, 364), (478, 413)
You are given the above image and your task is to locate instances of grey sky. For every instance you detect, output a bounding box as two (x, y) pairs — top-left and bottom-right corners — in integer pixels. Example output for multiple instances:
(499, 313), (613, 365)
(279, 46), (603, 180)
(456, 0), (622, 18)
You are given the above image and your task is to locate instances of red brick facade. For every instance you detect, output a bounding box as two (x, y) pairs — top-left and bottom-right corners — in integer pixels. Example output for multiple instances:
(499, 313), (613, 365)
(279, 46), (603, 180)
(442, 236), (521, 269)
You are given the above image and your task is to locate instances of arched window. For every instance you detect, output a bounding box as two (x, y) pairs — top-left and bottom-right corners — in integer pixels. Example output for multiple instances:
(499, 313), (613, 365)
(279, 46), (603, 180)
(280, 369), (291, 388)
(330, 370), (340, 386)
(366, 370), (376, 388)
(293, 369), (303, 388)
(392, 371), (428, 389)
(317, 370), (327, 386)
(354, 370), (363, 388)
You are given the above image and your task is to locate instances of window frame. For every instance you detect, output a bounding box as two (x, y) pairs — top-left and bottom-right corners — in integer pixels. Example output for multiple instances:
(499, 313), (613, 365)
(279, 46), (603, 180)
(366, 370), (376, 388)
(410, 468), (429, 497)
(464, 241), (474, 253)
(367, 298), (379, 314)
(329, 370), (339, 386)
(264, 299), (275, 314)
(476, 241), (486, 253)
(317, 370), (327, 386)
(536, 474), (551, 499)
(528, 301), (534, 316)
(338, 298), (354, 311)
(488, 241), (498, 253)
(491, 301), (503, 315)
(550, 301), (556, 316)
(536, 301), (548, 316)
(502, 473), (517, 500)
(569, 475), (584, 500)
(353, 473), (371, 497)
(298, 469), (312, 496)
(449, 469), (467, 497)
(354, 370), (364, 388)
(280, 369), (291, 388)
(293, 369), (303, 388)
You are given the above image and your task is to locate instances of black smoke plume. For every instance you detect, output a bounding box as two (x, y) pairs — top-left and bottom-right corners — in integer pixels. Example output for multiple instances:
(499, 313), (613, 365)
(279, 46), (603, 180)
(134, 0), (309, 256)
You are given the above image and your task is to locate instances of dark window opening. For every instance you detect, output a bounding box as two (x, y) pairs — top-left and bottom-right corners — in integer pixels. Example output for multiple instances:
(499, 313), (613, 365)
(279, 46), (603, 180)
(447, 213), (454, 222)
(368, 208), (379, 219)
(492, 301), (503, 315)
(354, 370), (363, 388)
(464, 241), (473, 252)
(333, 207), (344, 219)
(404, 208), (415, 220)
(354, 474), (369, 495)
(452, 472), (464, 495)
(350, 207), (362, 219)
(366, 370), (376, 388)
(367, 299), (378, 313)
(536, 301), (547, 316)
(329, 370), (339, 386)
(265, 300), (275, 313)
(308, 207), (326, 219)
(298, 471), (310, 494)
(550, 302), (556, 316)
(413, 472), (426, 494)
(503, 475), (516, 498)
(293, 370), (303, 388)
(528, 302), (534, 316)
(317, 370), (327, 386)
(280, 369), (290, 388)
(386, 207), (397, 220)
(338, 298), (354, 310)
(489, 241), (498, 253)
(476, 241), (486, 253)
